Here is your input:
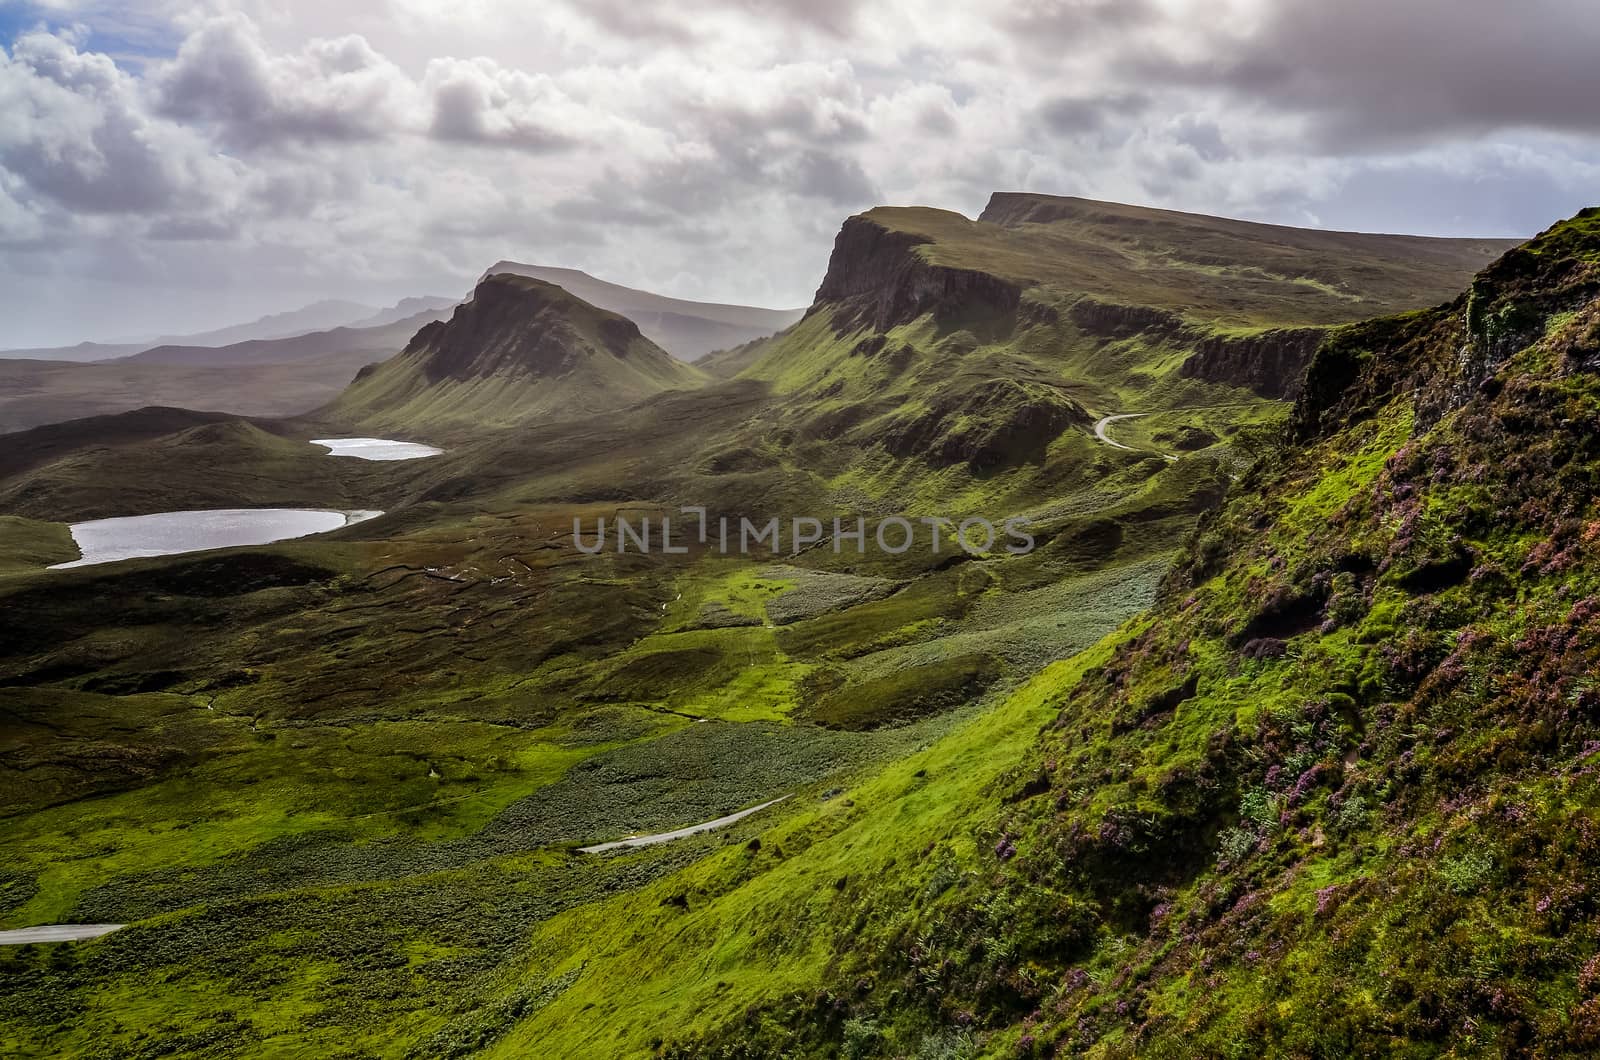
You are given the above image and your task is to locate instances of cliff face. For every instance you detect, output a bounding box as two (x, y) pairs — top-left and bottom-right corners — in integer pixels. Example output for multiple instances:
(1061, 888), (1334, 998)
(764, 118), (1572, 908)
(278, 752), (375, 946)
(1177, 327), (1327, 399)
(1066, 295), (1322, 400)
(1067, 297), (1184, 339)
(811, 215), (1022, 333)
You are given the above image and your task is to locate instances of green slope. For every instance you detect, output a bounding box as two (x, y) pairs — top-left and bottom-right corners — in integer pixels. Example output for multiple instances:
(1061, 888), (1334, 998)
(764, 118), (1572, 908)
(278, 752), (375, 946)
(0, 196), (1534, 1059)
(661, 207), (1600, 1056)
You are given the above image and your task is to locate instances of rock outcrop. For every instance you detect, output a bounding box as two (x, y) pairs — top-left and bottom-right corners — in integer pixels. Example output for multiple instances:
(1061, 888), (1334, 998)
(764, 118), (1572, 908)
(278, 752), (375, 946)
(812, 215), (1022, 333)
(1177, 327), (1327, 399)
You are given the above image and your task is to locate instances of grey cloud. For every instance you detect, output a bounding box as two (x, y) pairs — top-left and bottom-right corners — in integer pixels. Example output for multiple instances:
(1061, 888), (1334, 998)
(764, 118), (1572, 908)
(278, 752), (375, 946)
(789, 150), (878, 204)
(0, 28), (231, 214)
(1004, 0), (1160, 56)
(155, 16), (411, 148)
(1171, 116), (1230, 163)
(551, 193), (675, 228)
(155, 21), (594, 154)
(423, 59), (581, 153)
(1125, 0), (1600, 150)
(570, 0), (864, 41)
(147, 214), (238, 240)
(1037, 92), (1149, 135)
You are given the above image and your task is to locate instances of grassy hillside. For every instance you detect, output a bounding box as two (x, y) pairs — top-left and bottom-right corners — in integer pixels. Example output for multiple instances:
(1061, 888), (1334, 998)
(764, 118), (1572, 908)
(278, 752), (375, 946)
(975, 192), (1518, 321)
(0, 196), (1533, 1059)
(0, 517), (77, 572)
(0, 417), (378, 523)
(659, 208), (1600, 1056)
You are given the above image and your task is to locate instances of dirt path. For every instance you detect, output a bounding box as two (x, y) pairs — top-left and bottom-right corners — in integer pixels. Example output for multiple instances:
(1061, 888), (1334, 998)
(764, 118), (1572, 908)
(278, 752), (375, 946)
(0, 924), (123, 945)
(1093, 413), (1178, 462)
(578, 795), (791, 854)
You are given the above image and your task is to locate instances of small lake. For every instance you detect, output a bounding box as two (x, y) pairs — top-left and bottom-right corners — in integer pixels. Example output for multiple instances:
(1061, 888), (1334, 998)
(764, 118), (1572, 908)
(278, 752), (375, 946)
(50, 509), (383, 569)
(311, 437), (444, 461)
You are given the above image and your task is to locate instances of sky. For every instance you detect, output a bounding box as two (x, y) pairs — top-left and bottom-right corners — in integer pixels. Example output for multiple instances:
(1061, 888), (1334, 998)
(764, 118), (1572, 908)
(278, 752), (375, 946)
(2, 0), (1599, 347)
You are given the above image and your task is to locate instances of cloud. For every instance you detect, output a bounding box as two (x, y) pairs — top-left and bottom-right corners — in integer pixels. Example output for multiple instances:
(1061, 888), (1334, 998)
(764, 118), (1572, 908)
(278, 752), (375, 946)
(155, 14), (413, 147)
(565, 0), (865, 41)
(3, 1), (1600, 348)
(1120, 0), (1600, 151)
(0, 26), (238, 214)
(422, 57), (581, 152)
(1036, 92), (1149, 135)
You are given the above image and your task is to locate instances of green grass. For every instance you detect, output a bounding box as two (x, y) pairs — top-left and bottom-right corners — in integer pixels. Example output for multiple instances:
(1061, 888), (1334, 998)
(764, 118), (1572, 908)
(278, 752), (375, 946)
(0, 516), (76, 571)
(480, 639), (1118, 1058)
(0, 188), (1534, 1059)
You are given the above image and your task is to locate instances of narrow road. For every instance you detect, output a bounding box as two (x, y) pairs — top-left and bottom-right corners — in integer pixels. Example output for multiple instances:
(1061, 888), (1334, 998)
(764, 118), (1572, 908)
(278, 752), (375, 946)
(579, 795), (791, 854)
(0, 924), (123, 945)
(1092, 413), (1179, 463)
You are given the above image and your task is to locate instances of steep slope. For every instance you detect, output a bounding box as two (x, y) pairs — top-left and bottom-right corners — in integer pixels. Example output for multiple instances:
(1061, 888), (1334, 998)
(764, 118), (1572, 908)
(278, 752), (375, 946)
(321, 273), (705, 434)
(656, 208), (1600, 1057)
(481, 262), (805, 360)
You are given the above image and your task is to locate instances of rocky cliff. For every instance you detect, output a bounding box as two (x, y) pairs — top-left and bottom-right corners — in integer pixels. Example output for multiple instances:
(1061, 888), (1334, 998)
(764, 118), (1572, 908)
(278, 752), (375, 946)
(811, 214), (1022, 333)
(1177, 326), (1328, 399)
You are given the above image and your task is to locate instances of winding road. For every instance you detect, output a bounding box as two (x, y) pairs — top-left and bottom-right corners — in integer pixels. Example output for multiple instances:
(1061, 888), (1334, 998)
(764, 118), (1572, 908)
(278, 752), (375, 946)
(0, 924), (123, 945)
(1093, 413), (1179, 463)
(578, 795), (791, 854)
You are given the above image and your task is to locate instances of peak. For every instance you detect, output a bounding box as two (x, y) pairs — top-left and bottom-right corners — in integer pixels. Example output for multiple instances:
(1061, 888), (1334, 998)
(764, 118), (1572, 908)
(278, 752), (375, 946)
(479, 261), (599, 287)
(471, 273), (641, 334)
(323, 265), (702, 432)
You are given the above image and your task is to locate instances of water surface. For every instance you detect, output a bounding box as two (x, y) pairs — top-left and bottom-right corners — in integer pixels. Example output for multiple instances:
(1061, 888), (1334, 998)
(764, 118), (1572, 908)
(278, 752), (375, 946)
(50, 509), (382, 569)
(311, 437), (444, 461)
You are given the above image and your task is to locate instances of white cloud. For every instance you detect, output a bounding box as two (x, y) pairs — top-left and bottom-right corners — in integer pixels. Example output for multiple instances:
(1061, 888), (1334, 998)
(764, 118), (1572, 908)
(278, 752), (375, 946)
(1, 0), (1598, 347)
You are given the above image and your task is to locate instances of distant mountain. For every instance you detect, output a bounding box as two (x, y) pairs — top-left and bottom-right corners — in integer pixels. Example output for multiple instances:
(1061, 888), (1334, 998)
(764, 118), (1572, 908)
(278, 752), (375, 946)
(0, 346), (394, 435)
(126, 310), (443, 367)
(0, 298), (383, 363)
(151, 298), (380, 349)
(0, 311), (449, 434)
(0, 340), (149, 363)
(322, 273), (705, 434)
(479, 263), (804, 360)
(347, 296), (460, 330)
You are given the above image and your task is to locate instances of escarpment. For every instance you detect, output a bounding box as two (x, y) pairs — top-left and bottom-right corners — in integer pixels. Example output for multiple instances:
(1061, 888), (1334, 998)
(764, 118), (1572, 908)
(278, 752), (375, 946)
(1177, 327), (1327, 399)
(812, 215), (1022, 333)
